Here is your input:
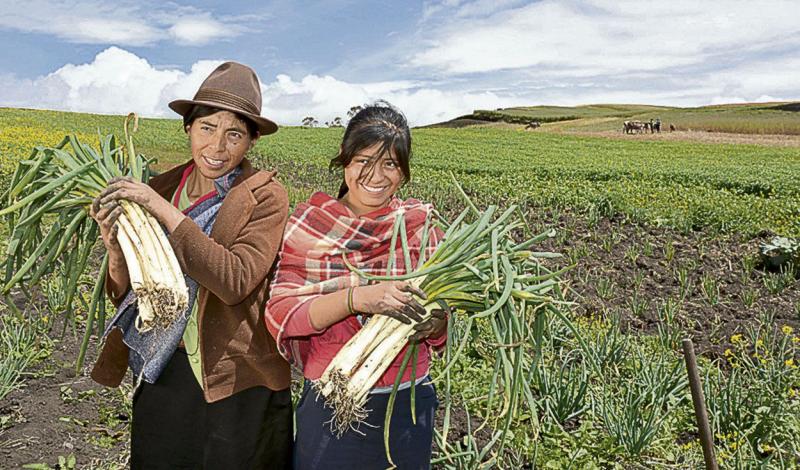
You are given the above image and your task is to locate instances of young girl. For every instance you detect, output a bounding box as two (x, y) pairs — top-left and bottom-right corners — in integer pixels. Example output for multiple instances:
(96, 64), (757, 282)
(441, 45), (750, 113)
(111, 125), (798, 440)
(265, 102), (447, 469)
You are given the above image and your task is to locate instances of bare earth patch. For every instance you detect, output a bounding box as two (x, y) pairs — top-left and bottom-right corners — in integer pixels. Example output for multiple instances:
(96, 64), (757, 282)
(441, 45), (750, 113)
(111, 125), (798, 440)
(0, 321), (131, 469)
(562, 129), (800, 147)
(530, 209), (800, 357)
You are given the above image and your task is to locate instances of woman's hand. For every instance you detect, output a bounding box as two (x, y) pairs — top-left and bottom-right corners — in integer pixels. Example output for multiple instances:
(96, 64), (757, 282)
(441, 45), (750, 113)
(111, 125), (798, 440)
(89, 194), (130, 300)
(90, 196), (125, 259)
(98, 177), (185, 233)
(409, 303), (449, 343)
(353, 281), (428, 324)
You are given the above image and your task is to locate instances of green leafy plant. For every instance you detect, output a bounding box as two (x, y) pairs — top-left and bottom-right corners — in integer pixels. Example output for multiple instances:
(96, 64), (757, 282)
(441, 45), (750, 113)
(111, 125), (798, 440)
(588, 313), (629, 372)
(0, 315), (51, 401)
(595, 277), (616, 300)
(0, 115), (187, 372)
(762, 263), (796, 295)
(700, 273), (721, 306)
(531, 349), (589, 427)
(600, 351), (687, 457)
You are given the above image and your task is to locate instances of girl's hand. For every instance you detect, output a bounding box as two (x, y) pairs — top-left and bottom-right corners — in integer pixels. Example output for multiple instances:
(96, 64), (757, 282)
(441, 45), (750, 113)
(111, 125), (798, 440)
(99, 177), (185, 232)
(409, 303), (449, 343)
(353, 281), (428, 324)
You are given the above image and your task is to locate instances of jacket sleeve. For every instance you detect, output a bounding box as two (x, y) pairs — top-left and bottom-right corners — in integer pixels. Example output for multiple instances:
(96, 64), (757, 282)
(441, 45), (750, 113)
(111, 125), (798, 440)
(167, 181), (289, 306)
(104, 273), (130, 309)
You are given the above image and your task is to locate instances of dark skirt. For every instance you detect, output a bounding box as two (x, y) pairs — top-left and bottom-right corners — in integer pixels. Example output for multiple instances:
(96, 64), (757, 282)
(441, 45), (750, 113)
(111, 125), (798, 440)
(294, 379), (439, 470)
(131, 348), (293, 470)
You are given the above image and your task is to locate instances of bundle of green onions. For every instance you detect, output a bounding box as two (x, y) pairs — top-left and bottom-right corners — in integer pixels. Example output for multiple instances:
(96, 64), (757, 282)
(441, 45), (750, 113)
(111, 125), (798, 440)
(0, 115), (187, 368)
(316, 181), (578, 449)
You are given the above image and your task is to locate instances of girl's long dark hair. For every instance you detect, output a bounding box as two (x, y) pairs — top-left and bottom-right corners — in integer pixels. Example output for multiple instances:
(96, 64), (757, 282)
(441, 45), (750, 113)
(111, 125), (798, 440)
(330, 101), (412, 198)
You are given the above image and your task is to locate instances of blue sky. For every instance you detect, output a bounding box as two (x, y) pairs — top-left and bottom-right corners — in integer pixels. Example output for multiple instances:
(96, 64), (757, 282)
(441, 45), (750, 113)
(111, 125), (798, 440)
(1, 0), (799, 126)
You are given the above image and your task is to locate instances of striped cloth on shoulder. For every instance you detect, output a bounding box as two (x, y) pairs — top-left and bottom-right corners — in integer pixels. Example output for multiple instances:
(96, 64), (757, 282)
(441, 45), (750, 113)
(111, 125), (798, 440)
(264, 191), (441, 370)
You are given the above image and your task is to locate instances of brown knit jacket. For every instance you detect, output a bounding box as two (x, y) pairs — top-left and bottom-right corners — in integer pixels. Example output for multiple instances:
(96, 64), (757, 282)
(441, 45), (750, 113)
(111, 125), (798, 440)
(90, 158), (291, 402)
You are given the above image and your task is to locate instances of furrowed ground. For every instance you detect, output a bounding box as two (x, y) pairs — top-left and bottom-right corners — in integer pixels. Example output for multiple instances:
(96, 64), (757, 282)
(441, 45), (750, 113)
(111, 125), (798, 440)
(1, 107), (799, 469)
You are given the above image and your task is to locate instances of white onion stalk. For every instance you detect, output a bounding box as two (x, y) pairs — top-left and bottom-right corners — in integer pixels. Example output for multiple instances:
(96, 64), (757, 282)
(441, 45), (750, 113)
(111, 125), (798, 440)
(317, 303), (434, 433)
(116, 200), (187, 332)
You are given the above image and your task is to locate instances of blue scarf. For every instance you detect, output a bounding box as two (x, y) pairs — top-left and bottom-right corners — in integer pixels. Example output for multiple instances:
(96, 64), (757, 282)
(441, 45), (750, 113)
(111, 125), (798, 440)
(104, 167), (242, 385)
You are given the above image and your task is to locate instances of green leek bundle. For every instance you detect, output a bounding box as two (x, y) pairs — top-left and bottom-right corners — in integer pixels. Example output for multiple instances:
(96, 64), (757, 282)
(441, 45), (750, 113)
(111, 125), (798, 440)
(0, 115), (188, 369)
(316, 179), (580, 464)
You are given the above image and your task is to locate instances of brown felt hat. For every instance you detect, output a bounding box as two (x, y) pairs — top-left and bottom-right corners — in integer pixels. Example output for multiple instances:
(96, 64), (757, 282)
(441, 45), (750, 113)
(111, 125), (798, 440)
(169, 61), (278, 135)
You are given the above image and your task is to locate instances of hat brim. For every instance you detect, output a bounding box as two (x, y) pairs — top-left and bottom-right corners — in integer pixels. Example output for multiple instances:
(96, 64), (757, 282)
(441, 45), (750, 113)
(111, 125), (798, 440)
(169, 99), (278, 136)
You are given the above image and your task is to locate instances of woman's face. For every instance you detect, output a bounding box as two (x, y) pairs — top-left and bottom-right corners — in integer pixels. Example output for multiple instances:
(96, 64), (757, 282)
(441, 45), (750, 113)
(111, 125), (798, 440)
(187, 110), (258, 179)
(343, 142), (404, 213)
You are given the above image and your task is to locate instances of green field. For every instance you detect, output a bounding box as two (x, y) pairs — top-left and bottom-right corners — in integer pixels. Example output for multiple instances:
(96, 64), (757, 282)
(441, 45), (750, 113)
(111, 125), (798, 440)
(467, 102), (800, 135)
(1, 107), (800, 469)
(3, 108), (799, 237)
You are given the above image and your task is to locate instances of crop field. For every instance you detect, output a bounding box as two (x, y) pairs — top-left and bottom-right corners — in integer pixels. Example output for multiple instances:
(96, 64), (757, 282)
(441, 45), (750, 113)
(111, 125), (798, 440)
(3, 108), (799, 237)
(1, 107), (800, 468)
(466, 102), (800, 136)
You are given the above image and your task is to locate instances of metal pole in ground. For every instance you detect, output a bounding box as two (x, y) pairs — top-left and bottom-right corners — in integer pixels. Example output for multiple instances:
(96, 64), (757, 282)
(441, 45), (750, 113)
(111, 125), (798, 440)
(682, 338), (719, 470)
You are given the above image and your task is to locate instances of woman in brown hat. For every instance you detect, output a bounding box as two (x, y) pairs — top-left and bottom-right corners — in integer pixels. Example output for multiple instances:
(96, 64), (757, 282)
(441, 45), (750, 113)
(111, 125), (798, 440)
(89, 62), (292, 469)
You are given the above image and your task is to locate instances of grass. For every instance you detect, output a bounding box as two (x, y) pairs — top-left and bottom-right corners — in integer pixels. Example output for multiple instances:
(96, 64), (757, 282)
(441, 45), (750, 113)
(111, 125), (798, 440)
(0, 309), (51, 401)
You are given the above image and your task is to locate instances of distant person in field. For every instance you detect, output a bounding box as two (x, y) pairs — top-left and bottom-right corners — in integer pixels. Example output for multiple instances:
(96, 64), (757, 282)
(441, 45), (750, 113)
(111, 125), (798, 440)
(265, 102), (449, 469)
(89, 62), (293, 469)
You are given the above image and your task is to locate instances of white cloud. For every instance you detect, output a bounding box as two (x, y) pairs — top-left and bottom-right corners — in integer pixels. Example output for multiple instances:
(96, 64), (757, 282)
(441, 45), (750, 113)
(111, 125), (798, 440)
(261, 74), (519, 126)
(450, 0), (528, 19)
(2, 0), (797, 123)
(411, 0), (800, 76)
(0, 1), (164, 46)
(710, 96), (747, 105)
(421, 0), (465, 21)
(0, 0), (250, 46)
(714, 56), (800, 99)
(0, 47), (221, 117)
(168, 14), (246, 45)
(68, 18), (165, 46)
(0, 47), (520, 126)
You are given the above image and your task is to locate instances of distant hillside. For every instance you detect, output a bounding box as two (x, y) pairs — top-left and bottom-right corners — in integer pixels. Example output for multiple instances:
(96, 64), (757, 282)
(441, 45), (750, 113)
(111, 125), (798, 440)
(429, 102), (800, 135)
(474, 104), (674, 123)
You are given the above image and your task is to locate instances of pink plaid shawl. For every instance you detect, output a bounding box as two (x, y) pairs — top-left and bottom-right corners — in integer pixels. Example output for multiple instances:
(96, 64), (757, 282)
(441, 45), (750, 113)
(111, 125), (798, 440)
(265, 192), (442, 383)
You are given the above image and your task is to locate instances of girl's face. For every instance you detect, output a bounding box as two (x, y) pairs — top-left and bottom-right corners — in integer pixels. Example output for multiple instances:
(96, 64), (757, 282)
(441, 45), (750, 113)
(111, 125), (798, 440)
(187, 110), (258, 179)
(342, 142), (404, 215)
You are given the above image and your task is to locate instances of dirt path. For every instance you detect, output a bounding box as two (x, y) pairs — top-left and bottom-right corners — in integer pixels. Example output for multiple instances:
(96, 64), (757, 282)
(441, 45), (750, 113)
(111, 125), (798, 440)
(558, 129), (800, 147)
